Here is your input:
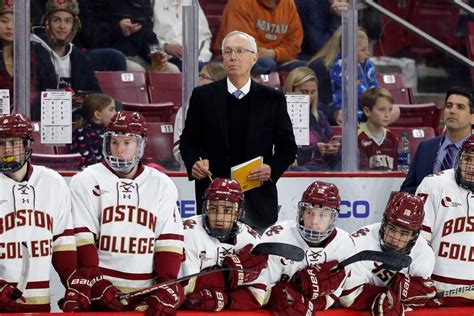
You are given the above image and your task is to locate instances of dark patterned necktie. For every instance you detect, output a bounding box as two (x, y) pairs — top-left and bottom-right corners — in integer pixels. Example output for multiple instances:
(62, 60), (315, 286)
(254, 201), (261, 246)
(441, 143), (457, 171)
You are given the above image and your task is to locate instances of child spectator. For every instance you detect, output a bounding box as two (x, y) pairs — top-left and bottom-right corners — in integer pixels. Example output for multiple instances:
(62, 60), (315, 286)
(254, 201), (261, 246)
(358, 87), (399, 171)
(283, 67), (340, 171)
(329, 28), (400, 125)
(70, 93), (116, 167)
(330, 27), (379, 125)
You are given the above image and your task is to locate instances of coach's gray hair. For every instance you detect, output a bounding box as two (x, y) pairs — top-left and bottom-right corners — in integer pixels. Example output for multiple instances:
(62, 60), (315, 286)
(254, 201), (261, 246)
(221, 31), (257, 53)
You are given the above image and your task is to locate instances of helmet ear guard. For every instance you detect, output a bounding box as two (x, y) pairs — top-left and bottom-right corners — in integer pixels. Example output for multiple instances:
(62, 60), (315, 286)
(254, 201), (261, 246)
(202, 178), (244, 240)
(379, 192), (425, 254)
(297, 181), (341, 244)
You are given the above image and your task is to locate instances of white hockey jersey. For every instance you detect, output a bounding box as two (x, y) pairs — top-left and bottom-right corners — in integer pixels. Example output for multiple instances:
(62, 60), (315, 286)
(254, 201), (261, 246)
(416, 169), (474, 300)
(339, 223), (435, 308)
(70, 163), (184, 291)
(254, 220), (355, 310)
(0, 165), (75, 307)
(179, 216), (265, 303)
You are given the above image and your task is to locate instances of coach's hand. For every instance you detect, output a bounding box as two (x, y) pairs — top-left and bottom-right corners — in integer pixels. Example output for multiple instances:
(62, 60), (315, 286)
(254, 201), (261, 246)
(192, 159), (212, 180)
(136, 284), (184, 316)
(222, 244), (267, 289)
(185, 288), (227, 311)
(389, 273), (436, 307)
(294, 260), (346, 300)
(0, 279), (25, 312)
(371, 289), (405, 316)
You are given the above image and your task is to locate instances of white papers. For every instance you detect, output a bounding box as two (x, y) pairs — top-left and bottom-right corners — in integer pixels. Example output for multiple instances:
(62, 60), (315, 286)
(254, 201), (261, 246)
(0, 89), (10, 115)
(285, 93), (310, 146)
(40, 91), (72, 144)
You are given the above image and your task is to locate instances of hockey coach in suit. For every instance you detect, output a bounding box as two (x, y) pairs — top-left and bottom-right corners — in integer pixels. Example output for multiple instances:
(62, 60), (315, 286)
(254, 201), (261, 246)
(180, 31), (297, 232)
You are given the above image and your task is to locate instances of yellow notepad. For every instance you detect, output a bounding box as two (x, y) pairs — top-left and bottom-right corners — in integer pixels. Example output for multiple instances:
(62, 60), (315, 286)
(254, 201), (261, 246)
(231, 156), (264, 192)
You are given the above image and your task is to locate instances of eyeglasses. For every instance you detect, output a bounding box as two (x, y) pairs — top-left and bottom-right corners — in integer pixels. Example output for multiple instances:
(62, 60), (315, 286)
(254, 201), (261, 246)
(198, 73), (214, 81)
(222, 47), (255, 57)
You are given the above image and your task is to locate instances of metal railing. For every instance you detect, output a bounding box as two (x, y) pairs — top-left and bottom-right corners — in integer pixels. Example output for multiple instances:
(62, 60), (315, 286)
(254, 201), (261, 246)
(364, 0), (474, 69)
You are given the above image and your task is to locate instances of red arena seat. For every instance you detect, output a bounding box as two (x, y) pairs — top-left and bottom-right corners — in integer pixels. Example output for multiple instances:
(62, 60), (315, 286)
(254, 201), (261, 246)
(95, 71), (149, 103)
(147, 72), (182, 109)
(122, 102), (176, 122)
(142, 122), (175, 165)
(390, 102), (442, 135)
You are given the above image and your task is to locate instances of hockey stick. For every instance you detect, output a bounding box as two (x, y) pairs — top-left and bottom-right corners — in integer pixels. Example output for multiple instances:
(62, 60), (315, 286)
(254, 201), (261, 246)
(334, 250), (412, 272)
(437, 284), (474, 298)
(118, 243), (304, 300)
(117, 267), (255, 300)
(11, 242), (30, 300)
(251, 242), (305, 262)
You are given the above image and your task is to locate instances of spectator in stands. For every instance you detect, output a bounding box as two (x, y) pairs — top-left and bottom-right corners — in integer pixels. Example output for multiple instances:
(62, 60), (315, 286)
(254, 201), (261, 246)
(358, 87), (399, 171)
(329, 27), (400, 126)
(214, 0), (305, 72)
(152, 0), (212, 70)
(250, 63), (272, 84)
(295, 0), (349, 60)
(401, 86), (474, 193)
(0, 0), (37, 111)
(31, 0), (127, 72)
(282, 67), (340, 171)
(81, 0), (178, 72)
(31, 0), (101, 120)
(173, 61), (226, 168)
(180, 31), (296, 232)
(70, 93), (116, 168)
(307, 27), (342, 122)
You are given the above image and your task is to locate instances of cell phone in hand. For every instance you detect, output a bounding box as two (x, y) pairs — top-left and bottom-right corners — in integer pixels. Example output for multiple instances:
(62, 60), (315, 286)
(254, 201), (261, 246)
(329, 135), (342, 145)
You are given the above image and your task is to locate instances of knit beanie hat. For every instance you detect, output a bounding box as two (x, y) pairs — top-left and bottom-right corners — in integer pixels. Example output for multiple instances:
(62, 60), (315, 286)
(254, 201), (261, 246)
(0, 0), (14, 15)
(42, 0), (81, 48)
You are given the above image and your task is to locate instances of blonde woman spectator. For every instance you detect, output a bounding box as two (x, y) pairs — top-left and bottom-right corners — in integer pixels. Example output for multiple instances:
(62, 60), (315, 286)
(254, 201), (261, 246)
(283, 67), (340, 171)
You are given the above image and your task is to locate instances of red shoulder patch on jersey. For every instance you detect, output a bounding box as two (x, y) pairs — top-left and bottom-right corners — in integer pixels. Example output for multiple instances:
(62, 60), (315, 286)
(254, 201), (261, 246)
(265, 225), (283, 236)
(351, 227), (369, 238)
(247, 226), (259, 239)
(183, 219), (197, 230)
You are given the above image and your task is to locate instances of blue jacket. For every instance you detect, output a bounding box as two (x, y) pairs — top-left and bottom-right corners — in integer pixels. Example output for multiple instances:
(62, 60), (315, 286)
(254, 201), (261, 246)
(330, 53), (378, 111)
(400, 136), (442, 194)
(295, 0), (341, 59)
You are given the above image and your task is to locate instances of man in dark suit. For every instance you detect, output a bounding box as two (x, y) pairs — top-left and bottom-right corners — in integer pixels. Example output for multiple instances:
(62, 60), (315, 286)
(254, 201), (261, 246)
(400, 86), (473, 193)
(180, 31), (297, 232)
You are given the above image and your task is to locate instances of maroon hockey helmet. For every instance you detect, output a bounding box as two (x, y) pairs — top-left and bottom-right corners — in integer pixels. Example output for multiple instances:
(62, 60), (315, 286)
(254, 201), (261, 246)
(0, 113), (33, 173)
(301, 180), (341, 210)
(203, 178), (244, 240)
(103, 111), (147, 173)
(455, 135), (474, 191)
(0, 113), (33, 140)
(379, 192), (425, 254)
(297, 181), (341, 244)
(107, 111), (147, 137)
(204, 178), (244, 204)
